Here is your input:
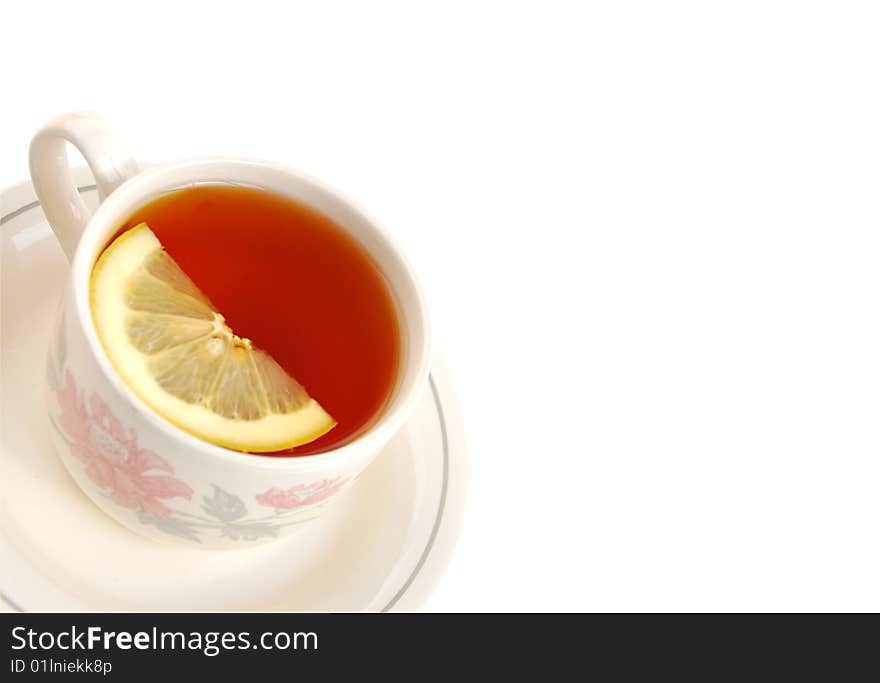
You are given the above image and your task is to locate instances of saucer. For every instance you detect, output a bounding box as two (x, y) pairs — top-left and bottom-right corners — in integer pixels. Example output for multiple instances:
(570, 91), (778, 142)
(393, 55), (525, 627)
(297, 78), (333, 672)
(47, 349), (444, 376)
(0, 168), (466, 611)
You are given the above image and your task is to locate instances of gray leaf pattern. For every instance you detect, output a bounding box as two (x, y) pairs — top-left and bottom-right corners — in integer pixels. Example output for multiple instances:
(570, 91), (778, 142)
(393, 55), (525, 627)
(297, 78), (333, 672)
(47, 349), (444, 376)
(56, 310), (67, 374)
(202, 485), (247, 522)
(137, 510), (202, 543)
(46, 354), (62, 393)
(220, 522), (280, 542)
(47, 311), (66, 393)
(125, 483), (324, 544)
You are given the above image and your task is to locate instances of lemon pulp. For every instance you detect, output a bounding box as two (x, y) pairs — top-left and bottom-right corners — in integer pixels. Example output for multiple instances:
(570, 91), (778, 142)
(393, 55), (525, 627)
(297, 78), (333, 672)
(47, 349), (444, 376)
(90, 223), (336, 452)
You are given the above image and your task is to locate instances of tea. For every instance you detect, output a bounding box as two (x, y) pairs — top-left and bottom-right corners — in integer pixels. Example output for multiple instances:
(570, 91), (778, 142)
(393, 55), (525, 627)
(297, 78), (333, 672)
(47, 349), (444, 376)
(117, 184), (400, 455)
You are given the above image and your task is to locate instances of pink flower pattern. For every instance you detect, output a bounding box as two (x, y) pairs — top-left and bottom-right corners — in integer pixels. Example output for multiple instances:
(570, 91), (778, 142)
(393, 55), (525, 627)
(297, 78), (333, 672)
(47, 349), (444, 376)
(54, 370), (194, 517)
(51, 369), (349, 542)
(256, 477), (348, 509)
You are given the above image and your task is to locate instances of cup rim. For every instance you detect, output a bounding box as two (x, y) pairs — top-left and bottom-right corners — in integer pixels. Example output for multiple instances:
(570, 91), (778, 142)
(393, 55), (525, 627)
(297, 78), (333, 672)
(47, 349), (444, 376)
(69, 157), (432, 471)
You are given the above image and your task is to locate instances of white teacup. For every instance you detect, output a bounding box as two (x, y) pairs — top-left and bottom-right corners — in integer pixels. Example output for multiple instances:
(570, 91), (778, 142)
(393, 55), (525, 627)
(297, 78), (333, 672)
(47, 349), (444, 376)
(29, 112), (431, 548)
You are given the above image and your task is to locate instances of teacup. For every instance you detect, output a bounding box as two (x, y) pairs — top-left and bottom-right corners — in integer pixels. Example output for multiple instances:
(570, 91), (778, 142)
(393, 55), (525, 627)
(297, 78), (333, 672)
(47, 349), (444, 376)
(30, 112), (431, 548)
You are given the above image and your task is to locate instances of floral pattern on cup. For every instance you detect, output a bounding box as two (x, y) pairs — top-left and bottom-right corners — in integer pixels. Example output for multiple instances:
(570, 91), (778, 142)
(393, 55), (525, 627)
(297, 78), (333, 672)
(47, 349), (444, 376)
(256, 478), (348, 509)
(50, 369), (350, 544)
(55, 369), (194, 517)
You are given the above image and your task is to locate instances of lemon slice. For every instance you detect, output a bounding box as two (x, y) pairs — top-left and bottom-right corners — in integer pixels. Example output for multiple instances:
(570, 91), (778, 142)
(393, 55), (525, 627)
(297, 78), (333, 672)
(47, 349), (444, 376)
(90, 223), (336, 452)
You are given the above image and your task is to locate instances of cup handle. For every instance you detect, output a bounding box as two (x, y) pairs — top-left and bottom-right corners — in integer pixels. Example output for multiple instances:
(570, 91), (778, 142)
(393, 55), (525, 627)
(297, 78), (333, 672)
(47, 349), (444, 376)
(29, 112), (139, 261)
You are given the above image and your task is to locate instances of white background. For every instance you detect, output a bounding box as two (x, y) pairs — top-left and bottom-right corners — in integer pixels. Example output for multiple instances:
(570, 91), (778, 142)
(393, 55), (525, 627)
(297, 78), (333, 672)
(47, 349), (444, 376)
(3, 1), (880, 611)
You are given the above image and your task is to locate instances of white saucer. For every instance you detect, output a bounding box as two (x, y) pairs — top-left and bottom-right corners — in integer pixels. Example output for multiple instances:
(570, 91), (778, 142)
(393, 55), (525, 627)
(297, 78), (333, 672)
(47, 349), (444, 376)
(0, 168), (467, 611)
